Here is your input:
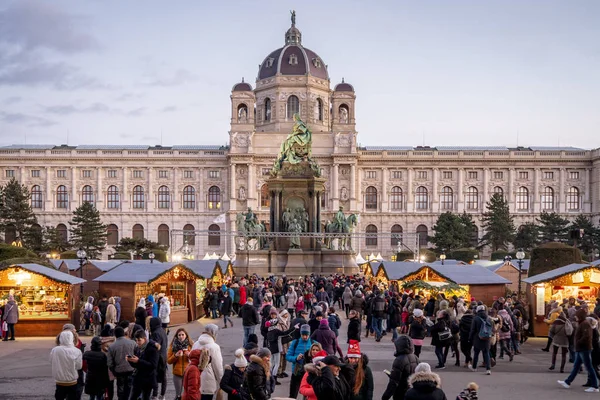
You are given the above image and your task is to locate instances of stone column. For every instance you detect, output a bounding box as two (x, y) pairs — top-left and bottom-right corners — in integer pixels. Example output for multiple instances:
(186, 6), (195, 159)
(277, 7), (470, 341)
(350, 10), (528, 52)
(507, 168), (514, 212)
(332, 164), (339, 210)
(406, 168), (414, 212)
(146, 167), (153, 211)
(584, 168), (591, 212)
(316, 191), (322, 233)
(533, 168), (540, 213)
(482, 168), (489, 206)
(350, 164), (356, 210)
(248, 164), (255, 208)
(19, 166), (25, 183)
(457, 168), (464, 212)
(229, 164), (237, 211)
(96, 167), (103, 210)
(356, 167), (362, 210)
(71, 166), (77, 211)
(559, 168), (565, 213)
(431, 168), (438, 212)
(172, 167), (178, 211)
(122, 167), (128, 211)
(381, 167), (388, 212)
(46, 167), (52, 210)
(198, 168), (205, 210)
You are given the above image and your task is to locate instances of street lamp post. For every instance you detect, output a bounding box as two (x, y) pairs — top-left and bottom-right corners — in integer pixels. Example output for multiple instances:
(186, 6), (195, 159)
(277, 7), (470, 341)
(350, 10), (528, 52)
(76, 248), (87, 301)
(149, 251), (155, 264)
(440, 249), (446, 265)
(516, 248), (525, 299)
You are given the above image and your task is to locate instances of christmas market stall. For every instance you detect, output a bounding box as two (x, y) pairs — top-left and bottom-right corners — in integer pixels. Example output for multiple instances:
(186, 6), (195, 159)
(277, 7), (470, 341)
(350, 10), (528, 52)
(0, 263), (85, 336)
(523, 263), (598, 337)
(177, 260), (225, 318)
(216, 259), (236, 282)
(58, 259), (124, 297)
(375, 262), (510, 304)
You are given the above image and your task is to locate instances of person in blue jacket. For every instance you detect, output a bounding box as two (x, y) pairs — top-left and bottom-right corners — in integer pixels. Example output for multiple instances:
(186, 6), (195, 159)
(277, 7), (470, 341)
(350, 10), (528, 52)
(286, 324), (314, 399)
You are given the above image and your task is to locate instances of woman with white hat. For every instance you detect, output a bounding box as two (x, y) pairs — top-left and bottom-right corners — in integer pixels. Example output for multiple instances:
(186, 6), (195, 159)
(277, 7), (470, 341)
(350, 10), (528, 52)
(220, 348), (248, 400)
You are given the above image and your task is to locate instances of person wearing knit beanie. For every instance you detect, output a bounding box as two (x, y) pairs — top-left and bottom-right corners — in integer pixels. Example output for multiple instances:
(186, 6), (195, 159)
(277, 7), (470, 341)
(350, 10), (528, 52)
(234, 348), (248, 368)
(221, 349), (249, 400)
(347, 339), (361, 358)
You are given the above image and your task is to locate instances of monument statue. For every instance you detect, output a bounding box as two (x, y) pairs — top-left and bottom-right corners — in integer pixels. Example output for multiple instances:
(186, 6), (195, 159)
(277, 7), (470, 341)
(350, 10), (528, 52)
(271, 113), (320, 176)
(324, 207), (358, 250)
(236, 207), (266, 250)
(282, 208), (292, 232)
(290, 9), (296, 25)
(288, 218), (302, 249)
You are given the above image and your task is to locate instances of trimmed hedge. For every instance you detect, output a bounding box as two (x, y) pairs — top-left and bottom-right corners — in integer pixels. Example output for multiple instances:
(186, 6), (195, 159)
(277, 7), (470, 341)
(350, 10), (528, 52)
(528, 242), (582, 277)
(449, 248), (479, 263)
(140, 249), (167, 263)
(0, 243), (39, 261)
(60, 251), (78, 259)
(491, 250), (531, 261)
(112, 252), (132, 260)
(395, 248), (436, 263)
(396, 250), (414, 261)
(0, 257), (55, 268)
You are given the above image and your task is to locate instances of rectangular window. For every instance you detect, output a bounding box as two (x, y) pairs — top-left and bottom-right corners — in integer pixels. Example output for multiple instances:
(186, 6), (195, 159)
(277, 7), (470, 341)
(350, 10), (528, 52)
(518, 171), (529, 180)
(570, 171), (580, 180)
(366, 171), (377, 179)
(107, 169), (117, 178)
(31, 170), (40, 178)
(391, 170), (402, 179)
(442, 171), (452, 179)
(262, 168), (271, 176)
(81, 170), (92, 178)
(468, 171), (478, 179)
(5, 170), (14, 178)
(184, 170), (194, 179)
(57, 169), (66, 178)
(543, 171), (554, 180)
(209, 170), (220, 179)
(133, 170), (143, 179)
(417, 171), (427, 180)
(494, 171), (503, 179)
(158, 170), (169, 179)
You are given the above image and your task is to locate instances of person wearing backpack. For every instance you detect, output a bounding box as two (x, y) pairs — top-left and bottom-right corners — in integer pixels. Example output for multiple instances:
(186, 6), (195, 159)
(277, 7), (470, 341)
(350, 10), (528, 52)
(285, 324), (314, 399)
(430, 311), (452, 369)
(371, 292), (387, 342)
(468, 305), (493, 375)
(497, 309), (515, 362)
(549, 312), (571, 373)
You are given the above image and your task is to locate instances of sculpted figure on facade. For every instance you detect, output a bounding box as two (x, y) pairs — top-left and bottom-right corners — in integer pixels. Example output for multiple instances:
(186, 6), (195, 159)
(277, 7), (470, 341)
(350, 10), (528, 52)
(339, 107), (348, 123)
(271, 113), (320, 176)
(288, 218), (302, 249)
(238, 186), (246, 200)
(340, 186), (349, 201)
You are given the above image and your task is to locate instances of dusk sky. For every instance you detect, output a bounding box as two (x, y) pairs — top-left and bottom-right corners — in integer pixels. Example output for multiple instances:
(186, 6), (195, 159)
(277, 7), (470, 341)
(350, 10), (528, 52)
(0, 1), (598, 148)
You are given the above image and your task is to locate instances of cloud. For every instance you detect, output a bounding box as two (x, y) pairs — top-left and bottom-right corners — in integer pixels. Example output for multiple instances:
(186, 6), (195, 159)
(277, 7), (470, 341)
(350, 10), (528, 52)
(3, 96), (22, 104)
(0, 111), (56, 127)
(161, 106), (178, 112)
(127, 107), (146, 117)
(142, 69), (197, 87)
(114, 92), (144, 102)
(42, 102), (145, 117)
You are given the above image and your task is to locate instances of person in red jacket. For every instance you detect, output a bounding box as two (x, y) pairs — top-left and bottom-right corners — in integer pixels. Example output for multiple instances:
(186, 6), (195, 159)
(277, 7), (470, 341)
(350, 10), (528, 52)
(240, 285), (247, 307)
(182, 349), (210, 400)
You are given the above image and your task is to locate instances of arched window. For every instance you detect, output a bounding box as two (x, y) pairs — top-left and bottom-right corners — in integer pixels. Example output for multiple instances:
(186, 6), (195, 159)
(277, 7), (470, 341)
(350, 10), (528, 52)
(4, 224), (16, 244)
(56, 185), (68, 209)
(493, 186), (504, 199)
(315, 98), (323, 121)
(56, 223), (68, 243)
(287, 95), (299, 119)
(466, 186), (479, 210)
(183, 186), (195, 209)
(107, 185), (120, 209)
(516, 187), (529, 210)
(440, 186), (453, 210)
(237, 104), (248, 123)
(157, 224), (169, 246)
(157, 186), (170, 209)
(390, 186), (403, 210)
(31, 185), (43, 209)
(183, 223), (195, 246)
(107, 224), (119, 246)
(208, 186), (221, 210)
(264, 98), (271, 122)
(567, 187), (580, 211)
(391, 224), (403, 246)
(82, 185), (94, 205)
(365, 224), (378, 247)
(365, 186), (377, 210)
(132, 224), (144, 239)
(415, 186), (428, 210)
(208, 224), (221, 246)
(260, 184), (270, 208)
(541, 186), (554, 210)
(416, 224), (428, 247)
(132, 186), (145, 209)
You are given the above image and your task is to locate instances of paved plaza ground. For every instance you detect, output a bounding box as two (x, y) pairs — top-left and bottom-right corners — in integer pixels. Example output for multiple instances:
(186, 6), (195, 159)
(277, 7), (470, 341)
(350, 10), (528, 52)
(0, 316), (593, 399)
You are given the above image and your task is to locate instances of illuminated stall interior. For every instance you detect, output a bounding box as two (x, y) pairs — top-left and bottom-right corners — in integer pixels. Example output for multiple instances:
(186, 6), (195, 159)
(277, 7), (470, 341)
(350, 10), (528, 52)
(524, 263), (599, 336)
(0, 264), (85, 336)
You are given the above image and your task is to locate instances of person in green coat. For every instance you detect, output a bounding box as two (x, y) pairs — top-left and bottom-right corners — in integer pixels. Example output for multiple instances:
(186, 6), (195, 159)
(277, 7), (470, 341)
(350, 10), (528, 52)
(345, 340), (373, 400)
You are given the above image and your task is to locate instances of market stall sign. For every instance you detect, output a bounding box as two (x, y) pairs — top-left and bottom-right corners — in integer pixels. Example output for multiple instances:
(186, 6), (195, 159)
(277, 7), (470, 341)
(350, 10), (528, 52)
(536, 284), (546, 315)
(8, 270), (32, 285)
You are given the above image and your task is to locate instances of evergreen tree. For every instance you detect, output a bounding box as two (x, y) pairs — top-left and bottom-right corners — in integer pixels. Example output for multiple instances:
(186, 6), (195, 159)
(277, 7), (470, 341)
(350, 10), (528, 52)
(568, 214), (598, 256)
(44, 226), (71, 253)
(115, 237), (166, 255)
(459, 211), (479, 247)
(537, 211), (570, 243)
(0, 178), (38, 243)
(430, 212), (471, 251)
(513, 222), (540, 252)
(480, 192), (515, 251)
(69, 202), (107, 258)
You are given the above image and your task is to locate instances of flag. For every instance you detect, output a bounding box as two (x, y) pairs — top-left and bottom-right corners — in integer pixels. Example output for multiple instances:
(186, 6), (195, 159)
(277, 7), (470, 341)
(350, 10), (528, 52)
(213, 213), (226, 224)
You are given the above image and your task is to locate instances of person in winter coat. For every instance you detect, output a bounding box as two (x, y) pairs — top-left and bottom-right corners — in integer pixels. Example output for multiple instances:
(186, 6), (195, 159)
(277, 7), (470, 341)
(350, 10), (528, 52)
(327, 307), (342, 337)
(221, 290), (234, 329)
(168, 328), (192, 400)
(299, 344), (325, 400)
(107, 327), (135, 400)
(135, 298), (147, 327)
(240, 298), (259, 347)
(286, 286), (299, 317)
(311, 319), (343, 357)
(2, 294), (19, 341)
(83, 296), (94, 333)
(239, 284), (247, 308)
(430, 311), (452, 369)
(497, 308), (514, 362)
(286, 324), (314, 398)
(105, 297), (117, 325)
(350, 291), (365, 320)
(220, 348), (248, 400)
(459, 308), (474, 368)
(127, 329), (159, 400)
(343, 287), (354, 319)
(307, 355), (355, 400)
(159, 297), (171, 329)
(347, 310), (362, 343)
(549, 312), (571, 373)
(382, 335), (419, 400)
(98, 294), (109, 325)
(192, 324), (224, 399)
(456, 299), (468, 321)
(290, 310), (309, 340)
(264, 311), (298, 383)
(182, 349), (210, 400)
(149, 317), (168, 399)
(469, 305), (492, 374)
(243, 334), (259, 363)
(145, 295), (154, 317)
(346, 340), (374, 400)
(50, 330), (83, 400)
(405, 362), (447, 400)
(456, 382), (479, 400)
(408, 309), (427, 358)
(245, 347), (274, 400)
(114, 297), (122, 323)
(83, 336), (110, 400)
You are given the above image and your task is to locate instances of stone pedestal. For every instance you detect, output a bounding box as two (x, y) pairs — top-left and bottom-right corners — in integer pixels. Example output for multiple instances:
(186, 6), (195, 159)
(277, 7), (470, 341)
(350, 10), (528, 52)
(285, 249), (306, 272)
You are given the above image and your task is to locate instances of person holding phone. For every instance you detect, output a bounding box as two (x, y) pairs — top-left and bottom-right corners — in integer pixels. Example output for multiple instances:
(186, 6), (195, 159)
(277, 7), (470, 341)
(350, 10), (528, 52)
(168, 328), (192, 400)
(128, 329), (159, 400)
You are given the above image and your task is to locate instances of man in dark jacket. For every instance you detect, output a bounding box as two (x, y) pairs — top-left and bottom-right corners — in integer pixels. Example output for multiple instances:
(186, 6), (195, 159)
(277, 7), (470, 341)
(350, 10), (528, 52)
(149, 317), (168, 399)
(382, 335), (419, 400)
(315, 287), (331, 304)
(240, 298), (259, 347)
(290, 310), (309, 340)
(347, 310), (361, 343)
(221, 290), (234, 329)
(245, 348), (274, 400)
(459, 309), (474, 368)
(107, 327), (135, 400)
(308, 311), (324, 335)
(371, 293), (387, 342)
(97, 294), (109, 325)
(307, 355), (355, 400)
(469, 305), (492, 374)
(127, 329), (159, 400)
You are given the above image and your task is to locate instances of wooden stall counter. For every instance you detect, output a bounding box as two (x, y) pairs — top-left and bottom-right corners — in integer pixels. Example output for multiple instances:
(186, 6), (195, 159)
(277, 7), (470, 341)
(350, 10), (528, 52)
(169, 307), (189, 325)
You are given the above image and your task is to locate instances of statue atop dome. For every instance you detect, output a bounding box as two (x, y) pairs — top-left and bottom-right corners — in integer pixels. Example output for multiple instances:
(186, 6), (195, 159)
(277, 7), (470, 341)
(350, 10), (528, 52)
(271, 113), (320, 177)
(290, 10), (296, 26)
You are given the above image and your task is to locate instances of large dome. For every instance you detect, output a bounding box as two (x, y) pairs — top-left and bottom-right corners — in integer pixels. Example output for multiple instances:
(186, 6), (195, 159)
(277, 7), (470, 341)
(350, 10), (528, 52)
(257, 22), (328, 81)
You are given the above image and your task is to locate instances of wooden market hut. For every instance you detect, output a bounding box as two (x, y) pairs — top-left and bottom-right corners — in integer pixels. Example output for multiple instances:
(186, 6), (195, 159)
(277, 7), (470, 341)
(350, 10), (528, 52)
(523, 262), (600, 337)
(177, 260), (226, 318)
(375, 261), (510, 304)
(0, 263), (85, 336)
(483, 260), (530, 293)
(216, 259), (236, 281)
(58, 259), (124, 296)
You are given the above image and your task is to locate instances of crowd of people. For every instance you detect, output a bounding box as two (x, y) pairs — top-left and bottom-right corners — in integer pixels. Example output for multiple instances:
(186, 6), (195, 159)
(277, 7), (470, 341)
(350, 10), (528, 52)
(47, 272), (600, 399)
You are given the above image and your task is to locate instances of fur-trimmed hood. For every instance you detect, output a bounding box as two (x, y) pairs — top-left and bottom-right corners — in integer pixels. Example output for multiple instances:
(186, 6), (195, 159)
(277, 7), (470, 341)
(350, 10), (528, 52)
(303, 362), (321, 376)
(408, 371), (441, 393)
(249, 354), (270, 378)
